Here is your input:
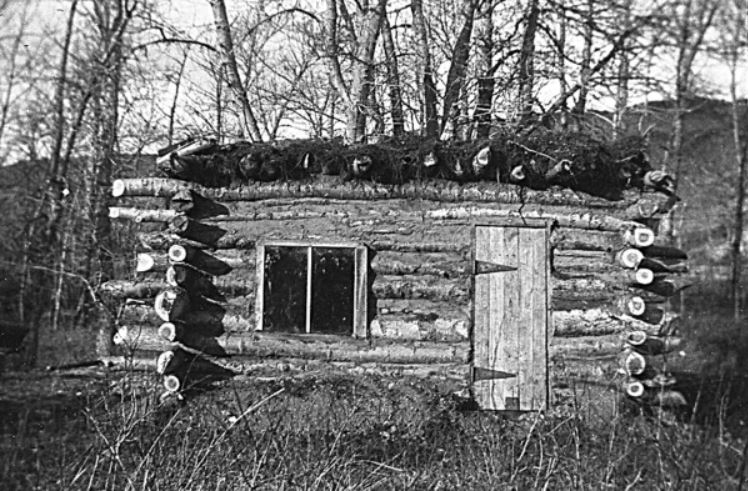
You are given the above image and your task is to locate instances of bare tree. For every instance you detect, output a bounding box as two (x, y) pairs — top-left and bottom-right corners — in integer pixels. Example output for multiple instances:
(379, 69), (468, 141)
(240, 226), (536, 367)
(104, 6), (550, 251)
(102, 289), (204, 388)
(381, 13), (404, 138)
(411, 0), (439, 138)
(473, 0), (496, 138)
(722, 0), (748, 319)
(516, 0), (539, 123)
(209, 0), (263, 141)
(441, 0), (477, 140)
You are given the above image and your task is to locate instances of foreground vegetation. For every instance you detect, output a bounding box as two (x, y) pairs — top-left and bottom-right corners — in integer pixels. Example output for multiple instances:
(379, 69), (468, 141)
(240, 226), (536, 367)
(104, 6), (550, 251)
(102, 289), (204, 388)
(1, 281), (747, 490)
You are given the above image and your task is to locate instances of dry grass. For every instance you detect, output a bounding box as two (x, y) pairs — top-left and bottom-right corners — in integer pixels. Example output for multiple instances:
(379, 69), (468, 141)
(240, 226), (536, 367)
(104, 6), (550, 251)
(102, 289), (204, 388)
(1, 282), (748, 490)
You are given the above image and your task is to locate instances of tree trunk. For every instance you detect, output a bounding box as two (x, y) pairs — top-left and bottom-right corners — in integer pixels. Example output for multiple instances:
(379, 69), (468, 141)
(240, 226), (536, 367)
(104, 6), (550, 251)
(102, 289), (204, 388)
(516, 0), (539, 123)
(472, 0), (495, 138)
(168, 48), (190, 145)
(729, 2), (747, 320)
(381, 14), (404, 138)
(346, 0), (387, 143)
(46, 0), (79, 246)
(441, 0), (476, 140)
(411, 0), (439, 138)
(572, 0), (594, 117)
(556, 0), (568, 128)
(208, 0), (262, 142)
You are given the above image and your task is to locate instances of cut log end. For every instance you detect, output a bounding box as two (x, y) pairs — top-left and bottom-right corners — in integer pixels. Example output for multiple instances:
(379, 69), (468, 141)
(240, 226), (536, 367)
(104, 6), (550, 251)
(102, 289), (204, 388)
(166, 266), (178, 287)
(108, 207), (121, 219)
(136, 253), (156, 273)
(626, 227), (655, 248)
(626, 330), (648, 346)
(163, 374), (181, 392)
(624, 351), (646, 376)
(112, 179), (126, 198)
(168, 245), (188, 263)
(626, 381), (645, 398)
(635, 268), (654, 285)
(626, 296), (646, 316)
(157, 350), (175, 375)
(158, 322), (178, 342)
(617, 248), (643, 269)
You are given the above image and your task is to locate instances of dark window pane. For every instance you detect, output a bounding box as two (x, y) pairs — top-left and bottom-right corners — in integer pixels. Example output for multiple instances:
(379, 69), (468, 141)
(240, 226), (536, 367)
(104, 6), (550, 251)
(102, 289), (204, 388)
(263, 246), (307, 333)
(311, 247), (355, 334)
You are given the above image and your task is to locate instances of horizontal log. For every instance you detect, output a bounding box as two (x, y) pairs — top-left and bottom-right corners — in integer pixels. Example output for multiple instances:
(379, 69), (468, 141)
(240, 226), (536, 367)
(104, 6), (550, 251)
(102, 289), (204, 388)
(371, 252), (468, 278)
(550, 334), (623, 360)
(370, 314), (469, 342)
(100, 277), (255, 299)
(372, 275), (470, 303)
(626, 331), (683, 355)
(109, 206), (178, 222)
(113, 327), (471, 365)
(427, 207), (645, 232)
(111, 177), (663, 210)
(625, 382), (687, 407)
(135, 253), (170, 273)
(552, 309), (661, 337)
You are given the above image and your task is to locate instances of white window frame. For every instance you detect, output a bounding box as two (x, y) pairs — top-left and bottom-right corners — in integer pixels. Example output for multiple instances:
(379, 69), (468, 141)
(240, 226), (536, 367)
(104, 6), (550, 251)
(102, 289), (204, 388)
(255, 240), (368, 338)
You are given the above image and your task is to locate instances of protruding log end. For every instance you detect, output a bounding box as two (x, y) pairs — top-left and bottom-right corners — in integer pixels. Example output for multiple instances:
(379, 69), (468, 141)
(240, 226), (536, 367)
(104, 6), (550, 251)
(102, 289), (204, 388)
(626, 381), (645, 398)
(510, 165), (525, 182)
(656, 390), (687, 407)
(625, 228), (655, 248)
(626, 331), (683, 355)
(154, 288), (190, 322)
(624, 350), (646, 376)
(163, 374), (181, 393)
(157, 350), (175, 375)
(169, 215), (191, 234)
(108, 207), (121, 219)
(136, 253), (156, 273)
(171, 189), (195, 213)
(113, 326), (127, 346)
(544, 159), (571, 181)
(625, 296), (646, 316)
(111, 179), (125, 198)
(617, 248), (644, 269)
(634, 268), (654, 285)
(168, 244), (188, 263)
(471, 146), (491, 175)
(158, 322), (178, 342)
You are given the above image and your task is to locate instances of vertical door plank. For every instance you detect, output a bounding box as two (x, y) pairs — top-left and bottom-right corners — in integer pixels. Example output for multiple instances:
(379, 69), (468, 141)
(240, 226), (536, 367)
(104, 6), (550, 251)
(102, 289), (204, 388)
(517, 228), (533, 410)
(255, 244), (266, 331)
(500, 227), (520, 409)
(353, 246), (368, 338)
(473, 226), (493, 407)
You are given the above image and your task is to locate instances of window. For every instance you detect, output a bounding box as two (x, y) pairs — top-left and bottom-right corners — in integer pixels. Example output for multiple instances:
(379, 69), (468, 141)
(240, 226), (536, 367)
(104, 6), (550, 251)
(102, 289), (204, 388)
(255, 241), (368, 337)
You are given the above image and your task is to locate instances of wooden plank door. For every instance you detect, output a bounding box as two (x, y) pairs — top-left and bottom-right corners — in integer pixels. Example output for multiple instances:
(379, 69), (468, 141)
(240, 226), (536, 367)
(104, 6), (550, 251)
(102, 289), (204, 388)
(473, 224), (550, 411)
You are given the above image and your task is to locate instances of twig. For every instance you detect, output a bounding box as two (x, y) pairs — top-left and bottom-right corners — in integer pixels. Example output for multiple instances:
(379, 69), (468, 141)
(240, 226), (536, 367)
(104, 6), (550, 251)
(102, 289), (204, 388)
(508, 140), (558, 163)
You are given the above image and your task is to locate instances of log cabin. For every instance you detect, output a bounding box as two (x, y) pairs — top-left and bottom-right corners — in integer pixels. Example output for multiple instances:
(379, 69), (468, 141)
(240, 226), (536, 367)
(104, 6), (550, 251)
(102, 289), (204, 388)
(101, 136), (689, 411)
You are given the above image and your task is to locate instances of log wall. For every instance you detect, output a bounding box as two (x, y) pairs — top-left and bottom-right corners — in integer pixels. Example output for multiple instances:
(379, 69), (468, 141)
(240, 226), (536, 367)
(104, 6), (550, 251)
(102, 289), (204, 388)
(104, 177), (686, 404)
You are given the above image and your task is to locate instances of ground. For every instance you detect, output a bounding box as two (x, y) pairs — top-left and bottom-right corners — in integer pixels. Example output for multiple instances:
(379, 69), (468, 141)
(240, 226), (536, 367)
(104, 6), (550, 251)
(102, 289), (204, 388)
(1, 281), (748, 489)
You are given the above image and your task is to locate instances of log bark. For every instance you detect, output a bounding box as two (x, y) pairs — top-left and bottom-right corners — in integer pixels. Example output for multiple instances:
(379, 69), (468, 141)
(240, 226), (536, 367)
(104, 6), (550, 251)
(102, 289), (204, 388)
(111, 177), (666, 211)
(370, 314), (469, 342)
(100, 277), (254, 299)
(552, 308), (656, 337)
(109, 206), (179, 222)
(112, 327), (471, 365)
(372, 275), (470, 303)
(371, 252), (468, 278)
(550, 334), (622, 360)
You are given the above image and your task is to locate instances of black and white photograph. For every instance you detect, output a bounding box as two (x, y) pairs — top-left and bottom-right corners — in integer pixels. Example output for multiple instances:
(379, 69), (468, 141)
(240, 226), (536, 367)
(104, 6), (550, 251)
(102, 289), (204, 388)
(0, 0), (746, 488)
